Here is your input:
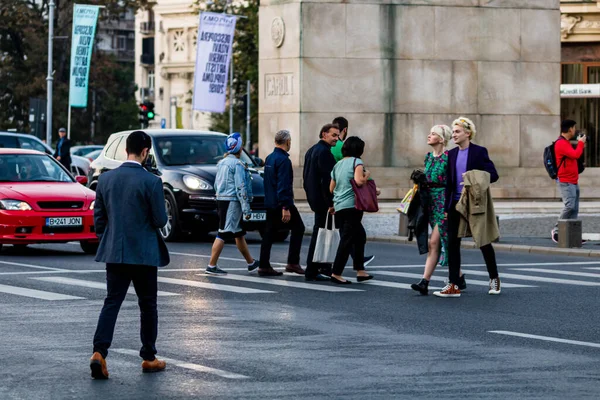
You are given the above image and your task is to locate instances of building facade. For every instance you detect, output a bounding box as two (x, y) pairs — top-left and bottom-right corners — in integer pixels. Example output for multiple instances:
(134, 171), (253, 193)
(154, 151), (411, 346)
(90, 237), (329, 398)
(134, 1), (211, 130)
(259, 0), (565, 200)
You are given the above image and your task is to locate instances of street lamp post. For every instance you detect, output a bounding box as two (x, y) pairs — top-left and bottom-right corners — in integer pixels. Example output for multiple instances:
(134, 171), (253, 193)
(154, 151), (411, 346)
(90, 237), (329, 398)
(46, 0), (55, 146)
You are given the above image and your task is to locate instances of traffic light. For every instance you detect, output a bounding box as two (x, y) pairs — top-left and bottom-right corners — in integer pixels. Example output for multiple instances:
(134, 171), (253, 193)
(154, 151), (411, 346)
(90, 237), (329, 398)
(138, 103), (148, 126)
(145, 102), (155, 120)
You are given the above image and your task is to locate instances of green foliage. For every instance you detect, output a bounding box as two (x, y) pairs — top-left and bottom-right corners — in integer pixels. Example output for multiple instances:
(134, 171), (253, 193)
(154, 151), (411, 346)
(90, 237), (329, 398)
(194, 0), (259, 145)
(0, 0), (146, 145)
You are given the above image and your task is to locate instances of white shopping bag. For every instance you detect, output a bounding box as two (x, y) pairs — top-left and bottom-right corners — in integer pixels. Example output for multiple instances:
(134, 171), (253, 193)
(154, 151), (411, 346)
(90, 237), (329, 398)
(312, 213), (340, 264)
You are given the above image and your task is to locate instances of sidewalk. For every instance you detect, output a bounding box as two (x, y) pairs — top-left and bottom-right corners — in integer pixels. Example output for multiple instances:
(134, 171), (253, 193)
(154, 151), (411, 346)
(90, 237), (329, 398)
(296, 201), (600, 258)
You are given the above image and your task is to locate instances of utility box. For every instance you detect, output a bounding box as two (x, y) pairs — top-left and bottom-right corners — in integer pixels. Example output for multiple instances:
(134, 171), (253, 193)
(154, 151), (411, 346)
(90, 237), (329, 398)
(558, 219), (582, 248)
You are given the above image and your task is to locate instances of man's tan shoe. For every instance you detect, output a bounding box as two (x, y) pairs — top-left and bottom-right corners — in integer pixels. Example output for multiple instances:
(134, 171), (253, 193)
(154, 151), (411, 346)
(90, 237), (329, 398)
(90, 352), (109, 379)
(142, 358), (167, 373)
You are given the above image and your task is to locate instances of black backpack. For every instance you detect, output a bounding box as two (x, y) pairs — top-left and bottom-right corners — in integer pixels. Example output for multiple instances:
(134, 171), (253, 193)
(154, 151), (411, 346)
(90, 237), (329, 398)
(543, 137), (585, 179)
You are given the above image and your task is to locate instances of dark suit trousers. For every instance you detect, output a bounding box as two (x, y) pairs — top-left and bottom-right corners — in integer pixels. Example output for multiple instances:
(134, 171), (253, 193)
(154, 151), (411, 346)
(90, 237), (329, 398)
(448, 201), (499, 285)
(260, 206), (305, 269)
(93, 264), (158, 361)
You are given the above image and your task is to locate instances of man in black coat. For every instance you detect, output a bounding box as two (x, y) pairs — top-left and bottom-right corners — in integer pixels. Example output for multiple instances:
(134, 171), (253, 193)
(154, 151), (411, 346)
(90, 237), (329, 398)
(53, 127), (72, 171)
(259, 129), (305, 276)
(303, 123), (339, 281)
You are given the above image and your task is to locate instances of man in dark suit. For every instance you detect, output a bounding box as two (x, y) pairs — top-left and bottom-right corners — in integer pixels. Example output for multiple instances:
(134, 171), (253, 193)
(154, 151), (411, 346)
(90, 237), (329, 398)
(303, 123), (339, 281)
(53, 127), (71, 171)
(259, 129), (305, 276)
(89, 130), (170, 379)
(434, 117), (501, 298)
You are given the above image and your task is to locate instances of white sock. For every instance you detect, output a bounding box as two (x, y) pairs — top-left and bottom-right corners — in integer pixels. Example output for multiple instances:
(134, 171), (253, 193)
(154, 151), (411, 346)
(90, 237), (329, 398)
(247, 260), (255, 266)
(208, 264), (216, 268)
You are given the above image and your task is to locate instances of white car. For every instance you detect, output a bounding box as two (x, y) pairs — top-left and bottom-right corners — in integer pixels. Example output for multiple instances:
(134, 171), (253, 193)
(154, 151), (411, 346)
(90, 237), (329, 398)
(0, 132), (90, 177)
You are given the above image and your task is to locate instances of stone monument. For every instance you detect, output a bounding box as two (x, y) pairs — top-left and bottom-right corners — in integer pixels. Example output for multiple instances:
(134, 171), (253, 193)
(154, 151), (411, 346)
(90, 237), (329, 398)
(258, 0), (561, 200)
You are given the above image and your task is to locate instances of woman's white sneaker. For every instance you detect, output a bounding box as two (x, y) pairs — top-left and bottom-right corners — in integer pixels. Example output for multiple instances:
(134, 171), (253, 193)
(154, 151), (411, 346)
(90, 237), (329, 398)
(489, 277), (501, 295)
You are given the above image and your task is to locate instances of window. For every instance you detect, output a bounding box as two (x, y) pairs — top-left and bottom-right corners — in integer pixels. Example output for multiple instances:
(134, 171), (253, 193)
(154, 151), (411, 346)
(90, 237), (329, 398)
(0, 135), (18, 149)
(0, 154), (72, 183)
(117, 36), (126, 50)
(18, 137), (48, 154)
(148, 70), (155, 91)
(104, 136), (122, 160)
(173, 30), (185, 52)
(114, 136), (128, 161)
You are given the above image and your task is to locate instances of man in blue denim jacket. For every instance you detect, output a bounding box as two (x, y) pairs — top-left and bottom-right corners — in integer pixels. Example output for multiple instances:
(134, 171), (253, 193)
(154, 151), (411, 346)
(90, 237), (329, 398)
(205, 133), (259, 275)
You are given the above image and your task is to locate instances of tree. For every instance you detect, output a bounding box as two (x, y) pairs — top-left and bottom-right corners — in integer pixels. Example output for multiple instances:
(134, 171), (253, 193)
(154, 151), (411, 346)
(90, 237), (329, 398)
(0, 0), (148, 145)
(194, 0), (259, 146)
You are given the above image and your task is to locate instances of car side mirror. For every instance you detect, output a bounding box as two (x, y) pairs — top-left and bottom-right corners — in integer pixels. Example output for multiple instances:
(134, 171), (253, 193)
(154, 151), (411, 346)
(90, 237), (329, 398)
(144, 154), (158, 173)
(76, 176), (88, 185)
(252, 156), (264, 167)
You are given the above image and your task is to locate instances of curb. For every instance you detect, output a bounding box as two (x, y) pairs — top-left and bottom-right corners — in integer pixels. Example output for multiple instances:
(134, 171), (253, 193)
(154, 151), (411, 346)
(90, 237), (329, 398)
(367, 235), (600, 258)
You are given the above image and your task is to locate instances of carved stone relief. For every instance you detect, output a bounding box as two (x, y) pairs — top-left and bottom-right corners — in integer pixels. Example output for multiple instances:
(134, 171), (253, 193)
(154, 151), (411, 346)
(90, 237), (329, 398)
(561, 14), (582, 39)
(271, 17), (285, 48)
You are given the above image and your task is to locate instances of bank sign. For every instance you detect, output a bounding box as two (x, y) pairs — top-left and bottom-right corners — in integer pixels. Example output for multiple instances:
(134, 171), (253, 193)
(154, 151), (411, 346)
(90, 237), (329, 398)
(560, 84), (600, 98)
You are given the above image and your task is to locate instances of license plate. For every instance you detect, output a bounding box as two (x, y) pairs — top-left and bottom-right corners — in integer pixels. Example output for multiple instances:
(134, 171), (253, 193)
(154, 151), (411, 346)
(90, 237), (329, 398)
(46, 217), (82, 227)
(249, 212), (266, 221)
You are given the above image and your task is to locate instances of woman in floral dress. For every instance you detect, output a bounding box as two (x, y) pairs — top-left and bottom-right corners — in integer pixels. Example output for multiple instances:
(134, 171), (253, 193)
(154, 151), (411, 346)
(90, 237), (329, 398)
(411, 125), (455, 295)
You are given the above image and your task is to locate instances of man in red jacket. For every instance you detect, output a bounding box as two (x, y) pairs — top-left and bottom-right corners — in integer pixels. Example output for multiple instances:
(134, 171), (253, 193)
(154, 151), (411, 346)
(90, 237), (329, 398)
(552, 119), (587, 242)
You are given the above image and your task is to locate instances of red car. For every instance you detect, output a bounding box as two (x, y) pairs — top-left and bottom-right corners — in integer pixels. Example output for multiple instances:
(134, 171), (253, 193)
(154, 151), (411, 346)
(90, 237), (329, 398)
(0, 148), (98, 254)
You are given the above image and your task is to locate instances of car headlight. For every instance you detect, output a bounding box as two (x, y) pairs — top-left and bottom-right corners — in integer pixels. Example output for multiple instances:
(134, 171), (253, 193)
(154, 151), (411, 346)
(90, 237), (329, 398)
(183, 175), (213, 190)
(0, 200), (33, 211)
(90, 200), (95, 210)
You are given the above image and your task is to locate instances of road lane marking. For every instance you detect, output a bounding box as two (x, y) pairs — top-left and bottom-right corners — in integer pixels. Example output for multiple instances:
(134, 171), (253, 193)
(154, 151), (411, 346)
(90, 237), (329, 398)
(32, 277), (180, 297)
(110, 349), (249, 379)
(157, 277), (275, 294)
(344, 277), (442, 290)
(201, 274), (363, 292)
(461, 269), (600, 286)
(489, 331), (600, 349)
(512, 268), (600, 279)
(370, 271), (535, 288)
(0, 283), (84, 300)
(170, 251), (287, 266)
(0, 260), (68, 272)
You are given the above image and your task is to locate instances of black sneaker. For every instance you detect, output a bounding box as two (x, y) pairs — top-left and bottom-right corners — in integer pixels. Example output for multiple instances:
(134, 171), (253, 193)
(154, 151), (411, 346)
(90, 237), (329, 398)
(247, 260), (259, 273)
(205, 266), (227, 275)
(551, 229), (558, 243)
(363, 255), (375, 267)
(458, 274), (467, 291)
(411, 278), (429, 295)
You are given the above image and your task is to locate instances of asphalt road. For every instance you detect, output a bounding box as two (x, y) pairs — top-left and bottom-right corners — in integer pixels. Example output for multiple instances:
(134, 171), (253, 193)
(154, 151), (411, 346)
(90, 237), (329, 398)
(1, 235), (600, 399)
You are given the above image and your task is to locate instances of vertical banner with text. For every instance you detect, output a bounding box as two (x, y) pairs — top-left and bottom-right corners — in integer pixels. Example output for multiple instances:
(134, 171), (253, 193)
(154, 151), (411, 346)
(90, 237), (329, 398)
(68, 4), (100, 108)
(192, 12), (237, 113)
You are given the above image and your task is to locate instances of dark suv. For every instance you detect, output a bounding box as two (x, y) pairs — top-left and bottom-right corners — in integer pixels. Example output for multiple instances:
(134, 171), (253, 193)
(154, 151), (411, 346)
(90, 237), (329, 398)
(88, 129), (289, 242)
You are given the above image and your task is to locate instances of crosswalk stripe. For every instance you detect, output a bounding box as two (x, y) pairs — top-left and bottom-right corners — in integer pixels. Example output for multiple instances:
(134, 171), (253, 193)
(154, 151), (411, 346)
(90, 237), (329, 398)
(345, 277), (442, 290)
(169, 251), (288, 266)
(370, 271), (535, 288)
(0, 260), (67, 272)
(200, 274), (363, 292)
(0, 283), (84, 300)
(32, 277), (181, 297)
(157, 277), (275, 294)
(111, 348), (249, 379)
(512, 268), (600, 279)
(460, 269), (600, 286)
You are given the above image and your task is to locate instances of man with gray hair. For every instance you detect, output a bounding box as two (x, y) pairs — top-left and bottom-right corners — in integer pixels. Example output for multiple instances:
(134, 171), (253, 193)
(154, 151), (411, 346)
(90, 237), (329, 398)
(259, 129), (306, 276)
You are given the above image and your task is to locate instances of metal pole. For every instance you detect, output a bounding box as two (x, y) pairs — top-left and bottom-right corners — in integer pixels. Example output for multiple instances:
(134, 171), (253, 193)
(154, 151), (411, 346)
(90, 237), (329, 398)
(46, 0), (55, 146)
(67, 106), (71, 139)
(229, 55), (233, 134)
(246, 80), (250, 151)
(90, 88), (96, 141)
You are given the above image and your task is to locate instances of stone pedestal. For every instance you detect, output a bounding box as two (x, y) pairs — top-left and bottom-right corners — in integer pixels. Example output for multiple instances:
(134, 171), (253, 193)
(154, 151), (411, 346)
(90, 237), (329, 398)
(258, 0), (561, 200)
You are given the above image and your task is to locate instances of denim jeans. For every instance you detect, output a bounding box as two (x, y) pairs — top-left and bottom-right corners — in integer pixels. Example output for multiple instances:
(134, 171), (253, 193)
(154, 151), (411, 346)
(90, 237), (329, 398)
(555, 182), (580, 229)
(93, 264), (158, 361)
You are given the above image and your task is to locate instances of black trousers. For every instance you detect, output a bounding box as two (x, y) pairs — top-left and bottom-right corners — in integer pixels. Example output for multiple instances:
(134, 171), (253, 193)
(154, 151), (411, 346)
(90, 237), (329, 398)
(260, 205), (305, 269)
(305, 210), (331, 278)
(93, 264), (158, 361)
(447, 201), (499, 285)
(332, 209), (366, 276)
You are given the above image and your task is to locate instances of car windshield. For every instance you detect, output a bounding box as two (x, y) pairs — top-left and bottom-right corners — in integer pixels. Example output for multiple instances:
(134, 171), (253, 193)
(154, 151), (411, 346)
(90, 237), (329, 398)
(154, 136), (255, 166)
(0, 154), (74, 183)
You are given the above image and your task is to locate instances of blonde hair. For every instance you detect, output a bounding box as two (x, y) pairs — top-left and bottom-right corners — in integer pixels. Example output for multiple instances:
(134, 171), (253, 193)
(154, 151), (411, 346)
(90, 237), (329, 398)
(430, 125), (452, 146)
(452, 117), (477, 141)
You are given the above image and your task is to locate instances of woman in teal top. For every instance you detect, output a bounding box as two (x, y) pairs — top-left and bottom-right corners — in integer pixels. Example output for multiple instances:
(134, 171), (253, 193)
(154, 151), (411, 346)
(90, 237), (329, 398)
(329, 136), (374, 284)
